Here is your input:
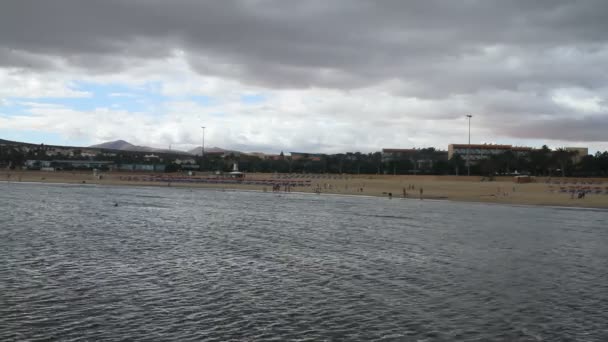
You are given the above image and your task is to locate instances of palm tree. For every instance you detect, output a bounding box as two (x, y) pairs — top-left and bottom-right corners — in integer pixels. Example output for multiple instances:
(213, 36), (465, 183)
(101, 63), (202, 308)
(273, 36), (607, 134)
(553, 148), (575, 177)
(500, 150), (516, 174)
(449, 154), (465, 175)
(481, 154), (500, 177)
(529, 145), (552, 176)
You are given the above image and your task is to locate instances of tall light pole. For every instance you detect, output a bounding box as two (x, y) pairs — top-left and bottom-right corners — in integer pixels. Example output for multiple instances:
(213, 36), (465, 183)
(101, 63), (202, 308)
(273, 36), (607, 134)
(201, 126), (206, 171)
(466, 115), (472, 176)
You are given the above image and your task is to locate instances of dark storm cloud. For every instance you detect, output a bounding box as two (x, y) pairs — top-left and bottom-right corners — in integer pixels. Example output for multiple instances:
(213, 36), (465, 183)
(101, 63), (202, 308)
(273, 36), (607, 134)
(502, 115), (608, 142)
(1, 0), (608, 142)
(3, 0), (608, 85)
(0, 48), (58, 70)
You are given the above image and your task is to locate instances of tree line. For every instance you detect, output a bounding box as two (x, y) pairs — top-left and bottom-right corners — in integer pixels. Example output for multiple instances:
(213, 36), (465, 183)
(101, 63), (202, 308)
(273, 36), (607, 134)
(213, 147), (608, 177)
(3, 144), (608, 177)
(469, 146), (608, 177)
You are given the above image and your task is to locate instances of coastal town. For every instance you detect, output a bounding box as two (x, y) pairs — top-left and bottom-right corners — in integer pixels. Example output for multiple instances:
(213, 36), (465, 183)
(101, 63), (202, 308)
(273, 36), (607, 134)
(3, 137), (608, 209)
(4, 2), (608, 340)
(1, 138), (604, 177)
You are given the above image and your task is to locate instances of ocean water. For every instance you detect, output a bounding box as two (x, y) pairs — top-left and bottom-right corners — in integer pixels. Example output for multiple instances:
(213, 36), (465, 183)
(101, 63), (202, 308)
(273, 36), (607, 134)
(1, 182), (607, 341)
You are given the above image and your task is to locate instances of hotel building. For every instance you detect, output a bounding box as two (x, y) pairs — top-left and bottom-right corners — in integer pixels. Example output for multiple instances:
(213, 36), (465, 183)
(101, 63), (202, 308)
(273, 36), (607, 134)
(448, 144), (533, 164)
(563, 147), (589, 164)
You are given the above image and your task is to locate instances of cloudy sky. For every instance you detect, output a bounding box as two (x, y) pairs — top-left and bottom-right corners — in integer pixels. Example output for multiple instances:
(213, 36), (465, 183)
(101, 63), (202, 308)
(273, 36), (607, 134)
(1, 0), (607, 153)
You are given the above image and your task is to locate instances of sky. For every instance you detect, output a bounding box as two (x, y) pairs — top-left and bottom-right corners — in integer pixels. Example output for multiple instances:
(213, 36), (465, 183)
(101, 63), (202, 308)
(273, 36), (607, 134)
(0, 0), (607, 154)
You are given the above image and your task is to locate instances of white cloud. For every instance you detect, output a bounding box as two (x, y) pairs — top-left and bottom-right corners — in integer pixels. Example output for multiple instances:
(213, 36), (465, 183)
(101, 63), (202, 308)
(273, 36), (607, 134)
(552, 88), (606, 113)
(0, 69), (90, 98)
(0, 50), (606, 153)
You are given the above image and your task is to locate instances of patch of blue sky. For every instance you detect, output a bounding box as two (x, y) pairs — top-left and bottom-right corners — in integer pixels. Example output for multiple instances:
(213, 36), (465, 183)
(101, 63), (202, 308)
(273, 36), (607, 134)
(3, 81), (167, 114)
(240, 94), (266, 104)
(189, 95), (216, 106)
(0, 101), (30, 117)
(3, 80), (223, 120)
(0, 129), (90, 146)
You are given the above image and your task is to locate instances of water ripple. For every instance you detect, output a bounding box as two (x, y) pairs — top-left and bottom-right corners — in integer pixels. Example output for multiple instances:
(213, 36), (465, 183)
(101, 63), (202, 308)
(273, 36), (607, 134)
(1, 182), (608, 341)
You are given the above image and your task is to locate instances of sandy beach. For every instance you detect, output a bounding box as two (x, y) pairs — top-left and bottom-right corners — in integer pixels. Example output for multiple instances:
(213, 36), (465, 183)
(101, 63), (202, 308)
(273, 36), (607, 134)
(3, 170), (608, 209)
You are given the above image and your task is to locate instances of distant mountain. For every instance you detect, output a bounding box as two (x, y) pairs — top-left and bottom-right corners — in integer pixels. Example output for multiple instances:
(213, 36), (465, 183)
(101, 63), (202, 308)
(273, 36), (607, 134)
(90, 140), (137, 151)
(2, 137), (232, 156)
(89, 140), (185, 154)
(188, 146), (240, 156)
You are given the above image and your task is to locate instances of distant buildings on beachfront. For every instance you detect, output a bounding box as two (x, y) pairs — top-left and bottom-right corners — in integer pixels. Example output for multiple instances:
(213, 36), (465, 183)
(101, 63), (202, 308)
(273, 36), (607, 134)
(290, 152), (324, 162)
(381, 143), (575, 169)
(446, 144), (589, 165)
(448, 144), (533, 163)
(381, 148), (448, 170)
(564, 147), (589, 164)
(0, 137), (594, 174)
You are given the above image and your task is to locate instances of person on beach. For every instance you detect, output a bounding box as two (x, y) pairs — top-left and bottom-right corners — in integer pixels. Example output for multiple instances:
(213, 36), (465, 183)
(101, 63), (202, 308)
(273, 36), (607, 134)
(403, 187), (407, 198)
(419, 187), (423, 200)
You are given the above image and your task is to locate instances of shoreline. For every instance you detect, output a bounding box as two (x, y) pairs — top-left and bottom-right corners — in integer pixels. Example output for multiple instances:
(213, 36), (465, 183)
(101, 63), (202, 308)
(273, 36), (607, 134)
(5, 178), (608, 212)
(3, 170), (608, 209)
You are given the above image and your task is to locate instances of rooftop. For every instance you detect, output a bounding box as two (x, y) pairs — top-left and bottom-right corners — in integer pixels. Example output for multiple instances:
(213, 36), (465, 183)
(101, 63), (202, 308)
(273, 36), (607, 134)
(450, 144), (513, 150)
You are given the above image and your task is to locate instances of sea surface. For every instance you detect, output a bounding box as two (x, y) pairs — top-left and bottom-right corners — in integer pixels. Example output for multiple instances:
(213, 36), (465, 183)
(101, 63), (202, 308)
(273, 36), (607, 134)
(1, 182), (607, 341)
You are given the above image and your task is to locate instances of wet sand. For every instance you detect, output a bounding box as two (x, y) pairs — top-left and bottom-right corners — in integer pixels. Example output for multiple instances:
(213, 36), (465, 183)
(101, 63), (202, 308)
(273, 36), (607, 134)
(3, 170), (608, 209)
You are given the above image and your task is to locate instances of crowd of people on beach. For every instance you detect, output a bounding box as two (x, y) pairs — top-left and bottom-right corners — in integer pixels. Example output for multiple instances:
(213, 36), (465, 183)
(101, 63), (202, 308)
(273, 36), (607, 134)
(398, 184), (424, 200)
(546, 178), (607, 198)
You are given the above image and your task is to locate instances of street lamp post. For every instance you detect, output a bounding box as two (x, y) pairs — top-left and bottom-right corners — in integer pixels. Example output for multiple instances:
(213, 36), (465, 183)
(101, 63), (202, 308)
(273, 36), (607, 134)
(201, 126), (206, 171)
(466, 115), (472, 176)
